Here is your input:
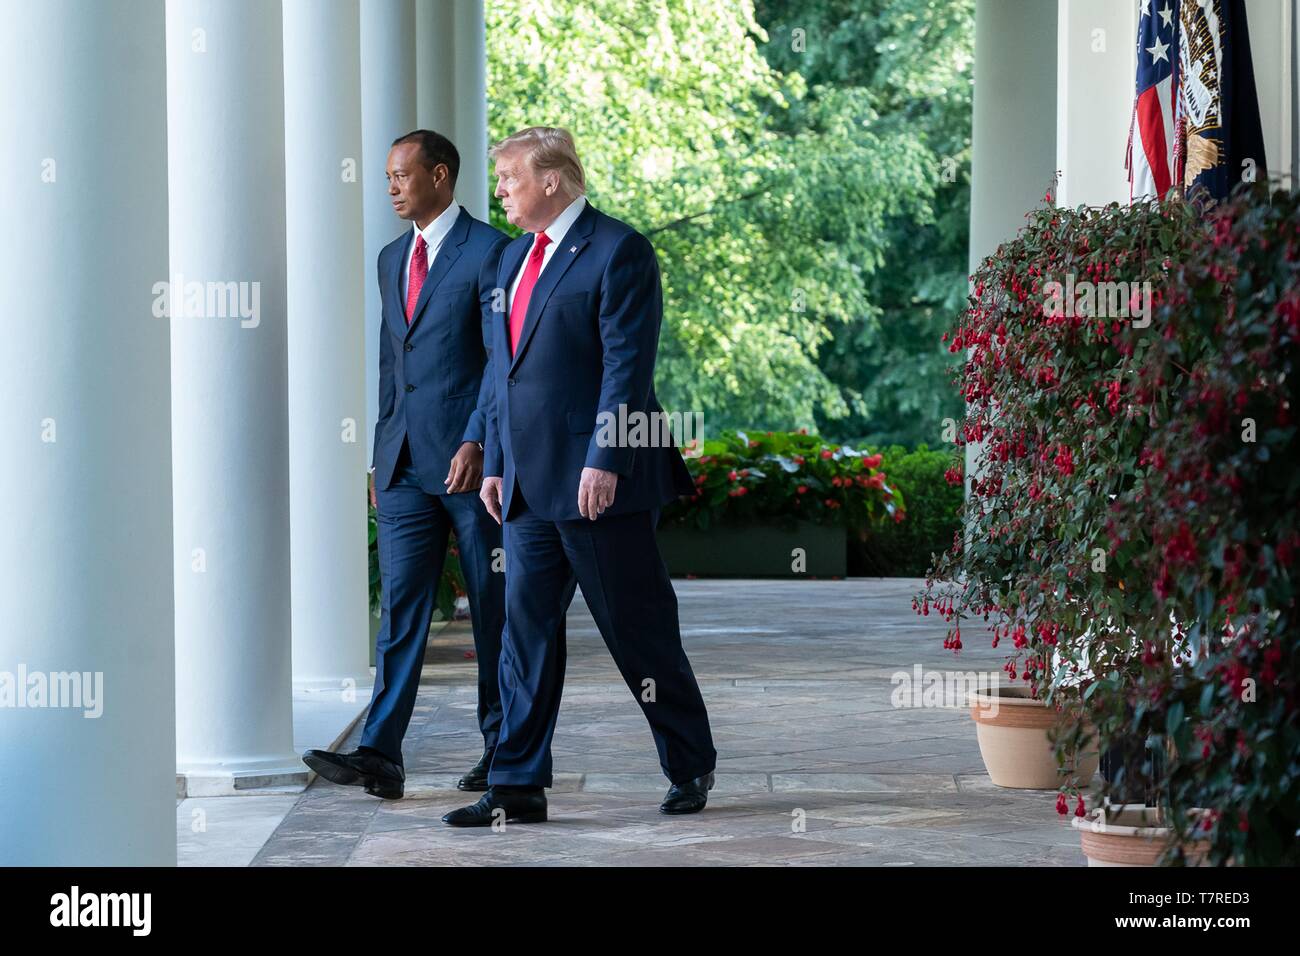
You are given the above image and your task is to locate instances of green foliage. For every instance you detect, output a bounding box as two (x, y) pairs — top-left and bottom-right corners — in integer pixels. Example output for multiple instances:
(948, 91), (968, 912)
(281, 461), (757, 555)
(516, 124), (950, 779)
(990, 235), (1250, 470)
(852, 444), (962, 576)
(661, 429), (904, 536)
(757, 0), (973, 446)
(485, 0), (971, 437)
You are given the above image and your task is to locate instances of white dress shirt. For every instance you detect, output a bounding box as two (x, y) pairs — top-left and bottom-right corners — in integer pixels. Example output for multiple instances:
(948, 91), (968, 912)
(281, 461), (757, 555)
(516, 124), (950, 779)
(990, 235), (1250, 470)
(506, 194), (587, 314)
(401, 199), (461, 301)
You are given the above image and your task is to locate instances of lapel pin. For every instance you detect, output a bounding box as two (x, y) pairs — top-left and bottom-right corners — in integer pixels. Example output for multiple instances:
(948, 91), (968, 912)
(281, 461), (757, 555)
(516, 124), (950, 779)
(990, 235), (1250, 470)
(569, 245), (577, 253)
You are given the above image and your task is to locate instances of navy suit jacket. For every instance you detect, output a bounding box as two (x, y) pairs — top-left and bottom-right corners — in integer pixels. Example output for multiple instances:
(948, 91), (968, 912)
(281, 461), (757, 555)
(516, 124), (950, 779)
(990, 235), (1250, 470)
(483, 201), (694, 522)
(372, 207), (509, 495)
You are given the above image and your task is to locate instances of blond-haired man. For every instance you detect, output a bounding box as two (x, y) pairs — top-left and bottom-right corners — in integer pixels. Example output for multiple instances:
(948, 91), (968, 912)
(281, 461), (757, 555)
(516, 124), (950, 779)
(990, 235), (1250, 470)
(442, 127), (716, 826)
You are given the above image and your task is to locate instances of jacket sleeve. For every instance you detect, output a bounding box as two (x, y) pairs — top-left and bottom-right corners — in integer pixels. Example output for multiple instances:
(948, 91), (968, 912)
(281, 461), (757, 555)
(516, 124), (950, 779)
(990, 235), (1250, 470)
(584, 230), (662, 476)
(460, 236), (508, 447)
(479, 238), (508, 477)
(372, 252), (395, 470)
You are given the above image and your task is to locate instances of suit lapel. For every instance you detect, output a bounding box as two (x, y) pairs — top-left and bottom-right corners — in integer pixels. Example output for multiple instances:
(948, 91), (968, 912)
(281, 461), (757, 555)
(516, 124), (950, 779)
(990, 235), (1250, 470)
(405, 208), (470, 338)
(382, 238), (409, 342)
(508, 202), (597, 375)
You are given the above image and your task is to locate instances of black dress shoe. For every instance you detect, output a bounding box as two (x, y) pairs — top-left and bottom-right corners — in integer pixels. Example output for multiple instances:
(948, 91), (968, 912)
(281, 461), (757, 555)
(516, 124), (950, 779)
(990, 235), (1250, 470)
(659, 772), (715, 814)
(302, 747), (405, 800)
(456, 750), (494, 792)
(442, 787), (547, 826)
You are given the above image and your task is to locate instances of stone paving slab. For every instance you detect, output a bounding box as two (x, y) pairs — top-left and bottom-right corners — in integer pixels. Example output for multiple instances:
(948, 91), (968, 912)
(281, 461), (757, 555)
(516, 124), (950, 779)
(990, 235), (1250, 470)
(252, 579), (1094, 867)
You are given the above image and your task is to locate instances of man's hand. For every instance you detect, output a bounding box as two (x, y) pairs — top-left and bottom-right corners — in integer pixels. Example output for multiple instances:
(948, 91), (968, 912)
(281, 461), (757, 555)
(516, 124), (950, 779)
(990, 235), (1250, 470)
(578, 467), (618, 521)
(445, 441), (484, 494)
(368, 470), (377, 509)
(480, 476), (503, 525)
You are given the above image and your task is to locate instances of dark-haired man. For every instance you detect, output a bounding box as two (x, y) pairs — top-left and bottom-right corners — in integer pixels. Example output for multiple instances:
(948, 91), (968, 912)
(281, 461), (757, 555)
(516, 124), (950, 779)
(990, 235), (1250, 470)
(303, 130), (509, 799)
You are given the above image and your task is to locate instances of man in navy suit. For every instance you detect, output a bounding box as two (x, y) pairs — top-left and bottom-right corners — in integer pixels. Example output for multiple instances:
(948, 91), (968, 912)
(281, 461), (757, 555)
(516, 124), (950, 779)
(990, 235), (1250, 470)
(443, 127), (717, 826)
(304, 130), (508, 799)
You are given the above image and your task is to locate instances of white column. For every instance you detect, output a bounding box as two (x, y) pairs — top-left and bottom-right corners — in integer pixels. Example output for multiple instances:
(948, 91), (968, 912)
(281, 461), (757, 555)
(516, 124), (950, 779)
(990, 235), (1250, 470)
(283, 1), (371, 688)
(453, 0), (490, 219)
(1244, 0), (1296, 187)
(0, 0), (175, 864)
(168, 0), (300, 793)
(1055, 0), (1138, 207)
(967, 0), (1059, 488)
(416, 0), (487, 218)
(361, 0), (417, 459)
(416, 0), (456, 136)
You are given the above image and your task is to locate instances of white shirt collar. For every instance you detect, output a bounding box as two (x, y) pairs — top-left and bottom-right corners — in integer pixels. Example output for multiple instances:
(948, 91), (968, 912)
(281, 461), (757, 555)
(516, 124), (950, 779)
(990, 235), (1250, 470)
(413, 199), (461, 252)
(539, 195), (587, 248)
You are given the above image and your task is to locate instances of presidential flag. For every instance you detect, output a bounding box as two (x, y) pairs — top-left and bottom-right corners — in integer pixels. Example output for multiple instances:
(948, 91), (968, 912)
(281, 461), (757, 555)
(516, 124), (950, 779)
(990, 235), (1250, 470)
(1127, 0), (1180, 200)
(1175, 0), (1268, 200)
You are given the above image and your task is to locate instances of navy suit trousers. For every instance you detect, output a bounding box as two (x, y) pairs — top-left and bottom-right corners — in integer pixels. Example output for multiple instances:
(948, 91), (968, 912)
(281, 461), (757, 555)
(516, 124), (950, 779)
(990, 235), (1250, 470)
(362, 440), (505, 765)
(488, 488), (717, 788)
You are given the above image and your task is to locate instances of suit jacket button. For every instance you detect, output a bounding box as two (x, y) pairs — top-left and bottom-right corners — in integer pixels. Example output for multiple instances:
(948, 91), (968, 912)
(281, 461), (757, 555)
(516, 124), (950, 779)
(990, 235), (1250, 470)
(405, 384), (416, 392)
(507, 378), (516, 387)
(404, 344), (413, 352)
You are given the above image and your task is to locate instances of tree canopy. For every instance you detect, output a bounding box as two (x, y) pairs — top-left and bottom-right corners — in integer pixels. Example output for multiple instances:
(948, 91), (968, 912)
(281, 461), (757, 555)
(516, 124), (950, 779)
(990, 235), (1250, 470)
(486, 0), (972, 446)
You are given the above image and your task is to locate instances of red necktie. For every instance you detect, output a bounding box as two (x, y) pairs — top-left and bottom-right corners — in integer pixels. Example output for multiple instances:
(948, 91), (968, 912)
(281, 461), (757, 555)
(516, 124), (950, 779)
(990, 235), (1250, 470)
(509, 232), (551, 355)
(405, 234), (428, 325)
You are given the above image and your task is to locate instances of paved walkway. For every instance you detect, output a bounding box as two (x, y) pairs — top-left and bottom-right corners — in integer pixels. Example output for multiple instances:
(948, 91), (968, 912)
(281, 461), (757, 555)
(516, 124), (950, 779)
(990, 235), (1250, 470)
(252, 579), (1091, 866)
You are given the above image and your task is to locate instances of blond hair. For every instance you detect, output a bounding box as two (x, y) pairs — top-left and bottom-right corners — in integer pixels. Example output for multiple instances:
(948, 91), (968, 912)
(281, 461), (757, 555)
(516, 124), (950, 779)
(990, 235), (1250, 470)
(489, 126), (587, 199)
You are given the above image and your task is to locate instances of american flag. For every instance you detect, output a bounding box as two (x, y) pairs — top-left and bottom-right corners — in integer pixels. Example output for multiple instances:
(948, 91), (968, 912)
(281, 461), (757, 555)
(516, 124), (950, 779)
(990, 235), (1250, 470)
(1127, 0), (1180, 200)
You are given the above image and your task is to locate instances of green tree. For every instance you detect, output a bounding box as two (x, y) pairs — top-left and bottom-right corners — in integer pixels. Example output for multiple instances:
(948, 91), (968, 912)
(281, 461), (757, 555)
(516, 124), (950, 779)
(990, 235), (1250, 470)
(756, 0), (973, 447)
(486, 0), (970, 441)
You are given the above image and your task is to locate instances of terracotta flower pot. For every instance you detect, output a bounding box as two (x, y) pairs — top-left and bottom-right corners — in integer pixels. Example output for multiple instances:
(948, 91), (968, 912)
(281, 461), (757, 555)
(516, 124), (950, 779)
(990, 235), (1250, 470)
(968, 685), (1099, 789)
(1073, 804), (1210, 866)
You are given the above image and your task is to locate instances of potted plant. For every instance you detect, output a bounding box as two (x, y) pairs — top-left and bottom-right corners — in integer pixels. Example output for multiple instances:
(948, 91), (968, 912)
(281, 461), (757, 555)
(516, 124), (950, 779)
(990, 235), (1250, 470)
(915, 188), (1205, 797)
(659, 429), (905, 577)
(1080, 184), (1300, 866)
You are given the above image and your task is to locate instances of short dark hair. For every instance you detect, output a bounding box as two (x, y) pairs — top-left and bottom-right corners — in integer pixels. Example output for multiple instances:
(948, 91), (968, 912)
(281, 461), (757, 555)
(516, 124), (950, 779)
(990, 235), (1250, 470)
(391, 129), (460, 185)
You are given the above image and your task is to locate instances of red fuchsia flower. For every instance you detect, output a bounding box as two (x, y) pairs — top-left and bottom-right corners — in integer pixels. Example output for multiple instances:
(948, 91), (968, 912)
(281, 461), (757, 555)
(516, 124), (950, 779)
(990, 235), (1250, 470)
(862, 453), (883, 469)
(748, 439), (759, 448)
(1055, 793), (1069, 815)
(944, 467), (963, 486)
(865, 474), (885, 490)
(892, 511), (905, 523)
(694, 474), (707, 486)
(1275, 295), (1300, 338)
(792, 455), (805, 466)
(798, 427), (808, 434)
(796, 485), (808, 495)
(1213, 216), (1234, 247)
(1164, 521), (1198, 566)
(820, 449), (833, 460)
(1074, 796), (1086, 817)
(1053, 445), (1074, 477)
(728, 470), (738, 481)
(739, 468), (750, 478)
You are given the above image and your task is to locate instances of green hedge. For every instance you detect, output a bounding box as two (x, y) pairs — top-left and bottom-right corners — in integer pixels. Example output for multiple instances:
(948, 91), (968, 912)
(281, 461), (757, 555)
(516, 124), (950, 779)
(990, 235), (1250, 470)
(850, 444), (962, 577)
